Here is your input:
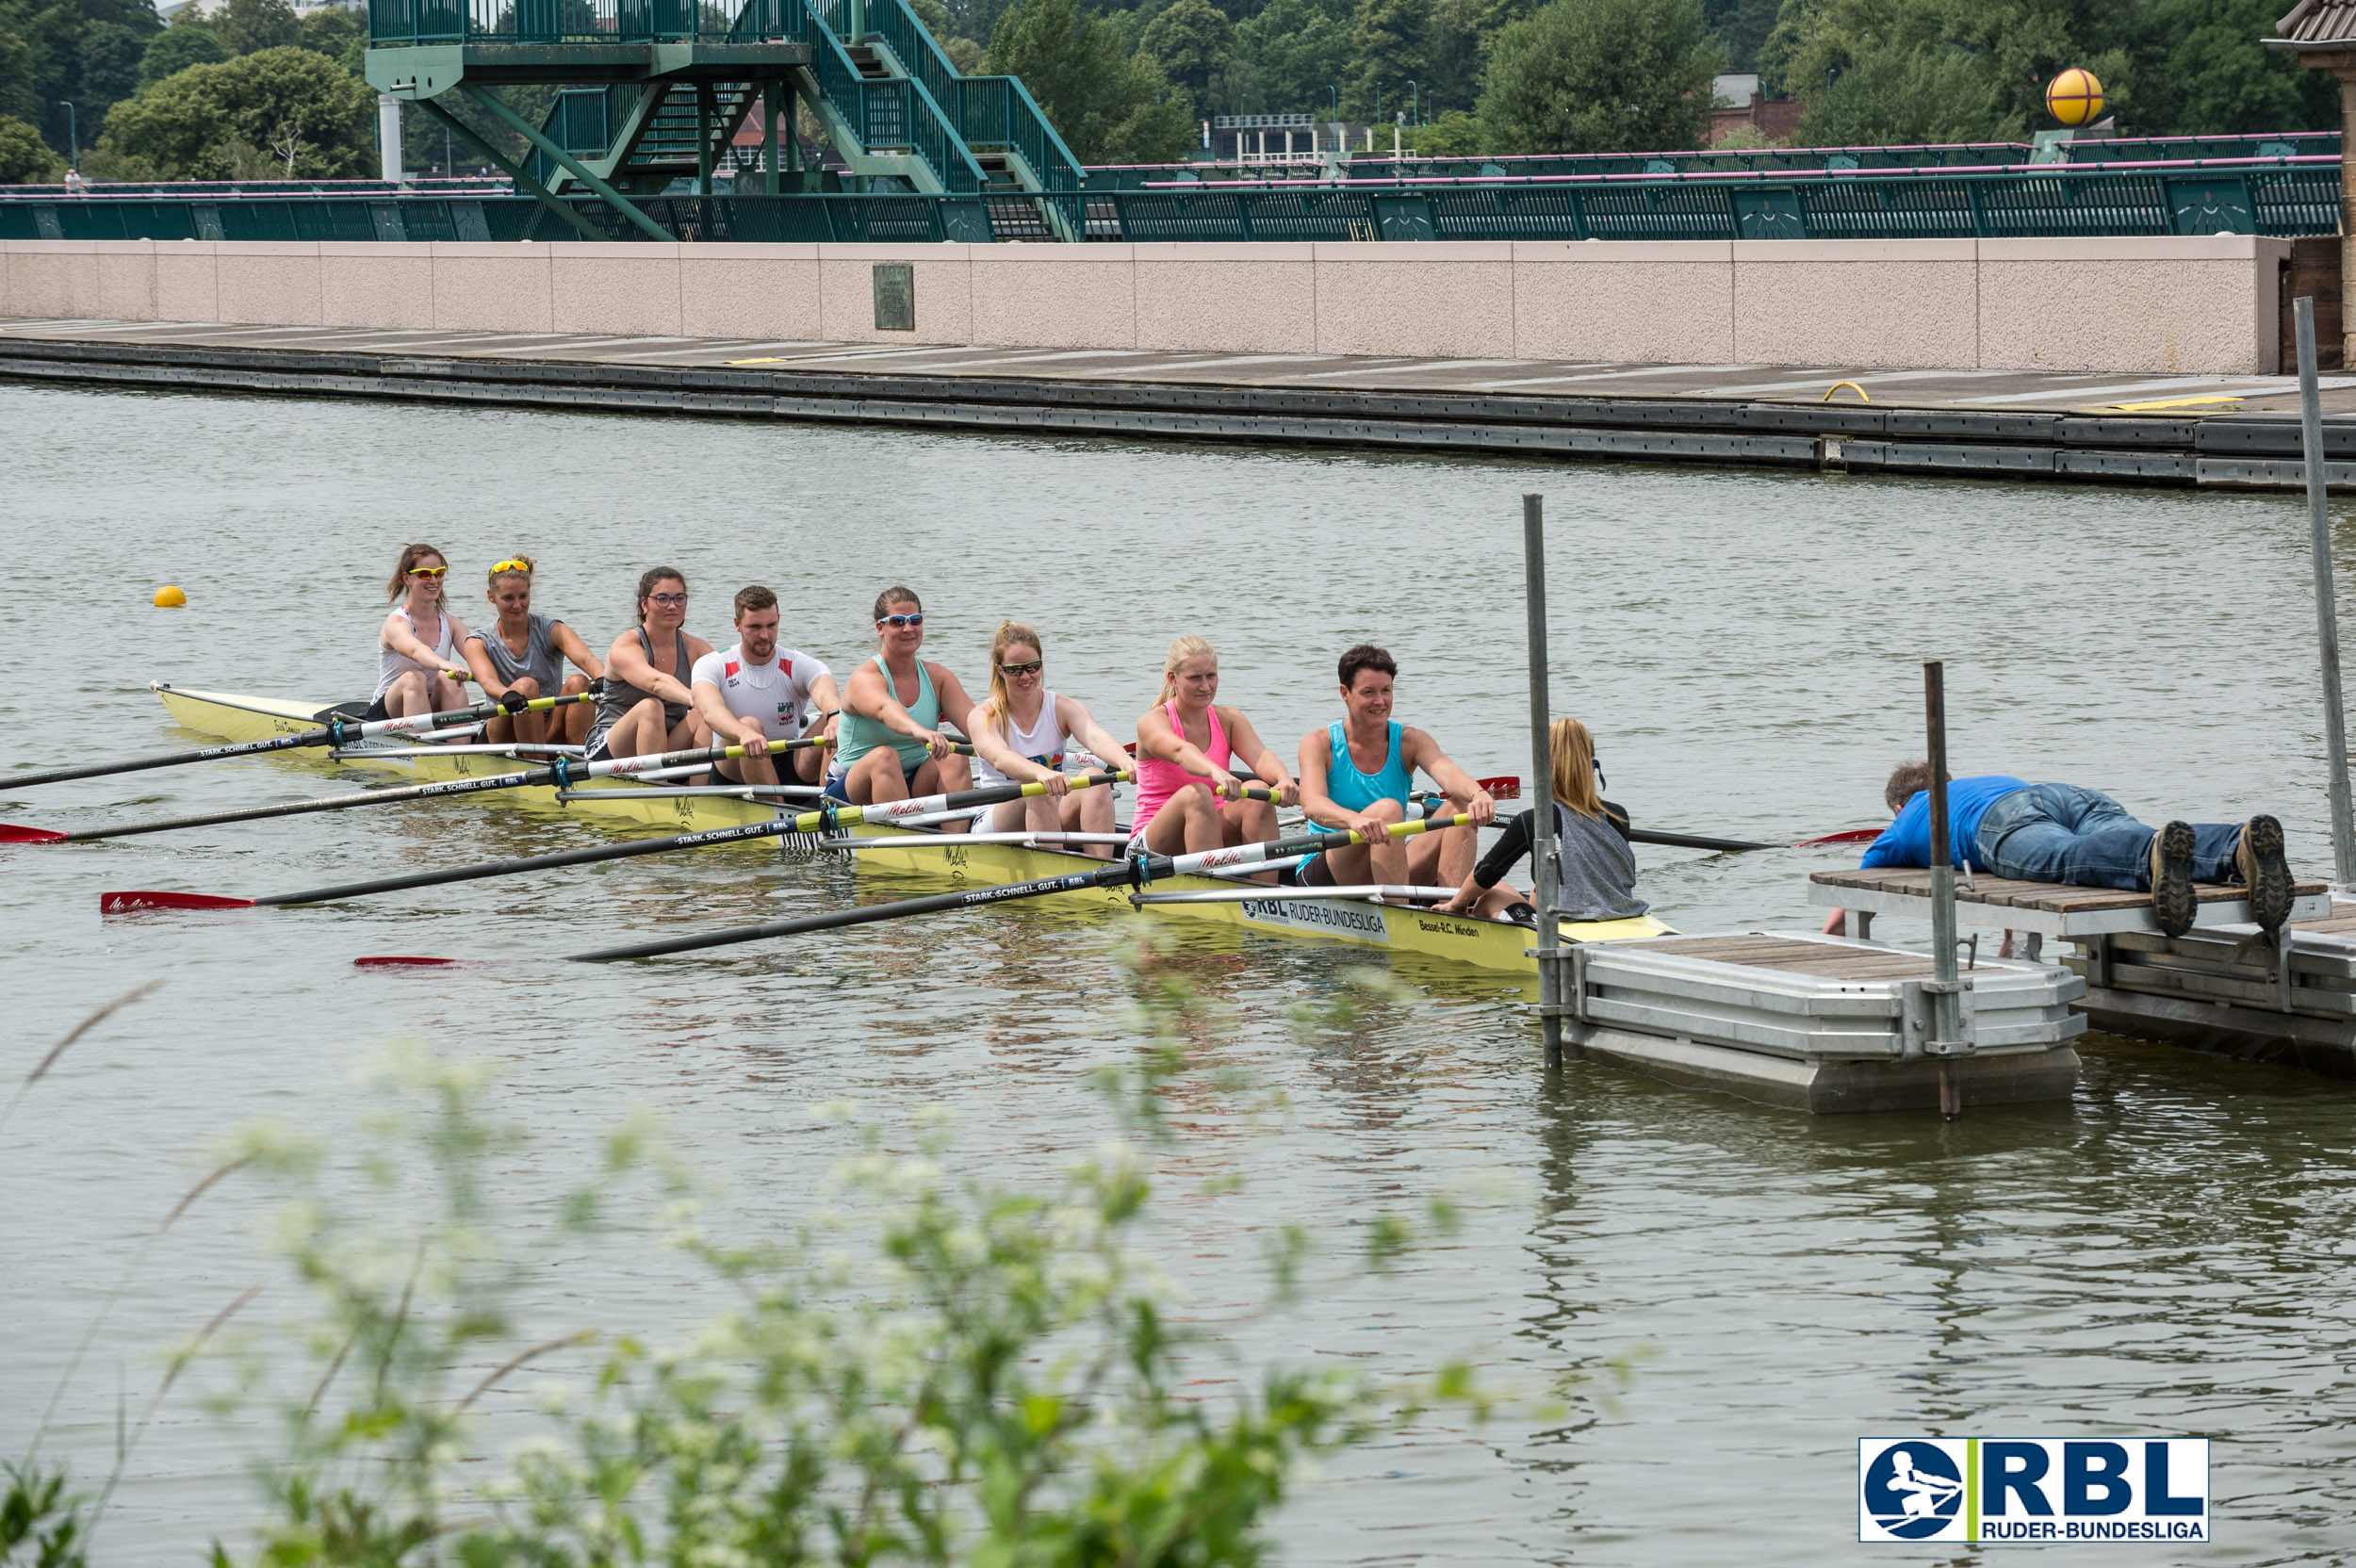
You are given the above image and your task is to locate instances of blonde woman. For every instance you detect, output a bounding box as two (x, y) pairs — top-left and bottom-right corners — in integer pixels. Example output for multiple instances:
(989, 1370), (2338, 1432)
(1437, 717), (1647, 923)
(370, 542), (470, 721)
(462, 555), (605, 747)
(965, 621), (1133, 858)
(1129, 634), (1297, 857)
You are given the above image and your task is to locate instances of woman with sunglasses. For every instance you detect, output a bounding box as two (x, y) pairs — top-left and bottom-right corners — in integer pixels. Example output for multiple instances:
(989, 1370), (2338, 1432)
(462, 555), (606, 748)
(964, 620), (1133, 858)
(1435, 716), (1647, 923)
(826, 585), (974, 806)
(583, 566), (711, 763)
(370, 543), (472, 721)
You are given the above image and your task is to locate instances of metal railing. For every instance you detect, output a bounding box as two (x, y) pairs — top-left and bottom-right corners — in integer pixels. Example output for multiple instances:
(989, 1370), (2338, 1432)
(859, 0), (1085, 220)
(0, 190), (997, 242)
(6, 160), (2342, 243)
(801, 7), (981, 194)
(368, 0), (804, 46)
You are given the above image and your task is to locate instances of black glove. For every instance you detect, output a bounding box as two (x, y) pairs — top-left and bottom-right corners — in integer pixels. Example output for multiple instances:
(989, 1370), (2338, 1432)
(499, 689), (529, 714)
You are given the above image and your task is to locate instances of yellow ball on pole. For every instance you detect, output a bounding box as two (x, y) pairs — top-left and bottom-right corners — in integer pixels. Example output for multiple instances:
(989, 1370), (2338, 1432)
(153, 585), (187, 608)
(2045, 69), (2104, 129)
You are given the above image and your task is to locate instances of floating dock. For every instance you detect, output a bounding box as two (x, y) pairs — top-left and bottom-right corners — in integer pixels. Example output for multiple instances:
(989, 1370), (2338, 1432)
(1808, 868), (2354, 1077)
(1554, 930), (2084, 1114)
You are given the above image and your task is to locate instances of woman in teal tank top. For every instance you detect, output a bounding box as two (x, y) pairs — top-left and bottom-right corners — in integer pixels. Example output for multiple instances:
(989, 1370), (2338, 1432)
(1295, 643), (1499, 890)
(827, 584), (979, 806)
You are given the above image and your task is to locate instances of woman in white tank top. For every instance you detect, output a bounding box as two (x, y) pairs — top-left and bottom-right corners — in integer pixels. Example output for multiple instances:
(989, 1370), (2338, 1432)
(968, 621), (1135, 859)
(371, 543), (472, 722)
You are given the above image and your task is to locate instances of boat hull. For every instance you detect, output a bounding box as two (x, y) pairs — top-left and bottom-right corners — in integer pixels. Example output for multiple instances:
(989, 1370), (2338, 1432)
(151, 683), (790, 841)
(843, 821), (1674, 976)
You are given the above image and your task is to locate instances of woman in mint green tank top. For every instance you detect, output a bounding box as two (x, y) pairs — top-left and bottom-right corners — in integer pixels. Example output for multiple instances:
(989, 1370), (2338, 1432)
(828, 584), (980, 807)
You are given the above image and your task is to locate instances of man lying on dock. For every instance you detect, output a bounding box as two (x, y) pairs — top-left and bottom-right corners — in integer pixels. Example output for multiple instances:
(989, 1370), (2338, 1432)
(1821, 763), (2294, 939)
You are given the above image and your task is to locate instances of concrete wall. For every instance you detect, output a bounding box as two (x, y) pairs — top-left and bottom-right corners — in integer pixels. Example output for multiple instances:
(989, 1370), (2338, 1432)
(0, 234), (2291, 375)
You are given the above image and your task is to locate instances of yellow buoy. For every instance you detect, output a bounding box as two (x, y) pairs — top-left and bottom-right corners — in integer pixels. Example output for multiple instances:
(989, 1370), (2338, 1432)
(154, 585), (187, 608)
(2045, 68), (2104, 129)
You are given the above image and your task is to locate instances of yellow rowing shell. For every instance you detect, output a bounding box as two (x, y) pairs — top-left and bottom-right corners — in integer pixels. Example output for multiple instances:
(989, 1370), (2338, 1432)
(153, 683), (1677, 971)
(843, 820), (1675, 977)
(151, 683), (790, 841)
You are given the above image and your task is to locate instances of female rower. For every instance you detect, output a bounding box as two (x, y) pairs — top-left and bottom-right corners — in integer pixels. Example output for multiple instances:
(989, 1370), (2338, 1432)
(462, 555), (605, 748)
(966, 621), (1134, 858)
(371, 542), (470, 721)
(828, 585), (975, 805)
(583, 567), (711, 762)
(1130, 634), (1298, 857)
(1436, 716), (1649, 923)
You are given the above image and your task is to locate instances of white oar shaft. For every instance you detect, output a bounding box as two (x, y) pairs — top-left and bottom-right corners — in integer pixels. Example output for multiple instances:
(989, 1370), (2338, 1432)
(556, 783), (822, 801)
(1134, 885), (1451, 906)
(823, 832), (1133, 849)
(335, 743), (581, 760)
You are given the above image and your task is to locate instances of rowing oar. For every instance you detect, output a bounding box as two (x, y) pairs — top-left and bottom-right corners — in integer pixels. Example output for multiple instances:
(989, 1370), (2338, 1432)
(100, 770), (1133, 913)
(9, 733), (825, 847)
(1471, 777), (1878, 852)
(0, 687), (581, 793)
(362, 813), (1467, 968)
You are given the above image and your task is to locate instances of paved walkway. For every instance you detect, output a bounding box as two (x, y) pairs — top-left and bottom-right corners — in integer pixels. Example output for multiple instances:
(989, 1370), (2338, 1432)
(10, 316), (2356, 416)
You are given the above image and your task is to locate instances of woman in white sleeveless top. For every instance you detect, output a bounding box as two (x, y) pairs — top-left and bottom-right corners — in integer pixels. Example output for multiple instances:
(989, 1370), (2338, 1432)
(967, 621), (1134, 859)
(370, 543), (471, 722)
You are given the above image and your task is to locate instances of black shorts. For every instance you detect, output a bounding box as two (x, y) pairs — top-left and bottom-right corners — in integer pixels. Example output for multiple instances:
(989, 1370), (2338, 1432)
(1296, 851), (1338, 887)
(363, 695), (391, 722)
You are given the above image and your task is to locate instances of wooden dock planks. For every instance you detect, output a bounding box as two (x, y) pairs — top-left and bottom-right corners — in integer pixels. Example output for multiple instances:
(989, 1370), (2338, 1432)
(1809, 867), (2328, 915)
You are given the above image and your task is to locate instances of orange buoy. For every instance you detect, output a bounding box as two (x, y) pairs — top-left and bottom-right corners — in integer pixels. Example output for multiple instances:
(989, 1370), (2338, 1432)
(154, 585), (187, 607)
(2045, 69), (2104, 129)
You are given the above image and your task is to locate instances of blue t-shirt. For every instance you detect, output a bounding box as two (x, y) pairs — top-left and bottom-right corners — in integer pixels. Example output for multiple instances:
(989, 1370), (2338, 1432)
(1858, 776), (2027, 870)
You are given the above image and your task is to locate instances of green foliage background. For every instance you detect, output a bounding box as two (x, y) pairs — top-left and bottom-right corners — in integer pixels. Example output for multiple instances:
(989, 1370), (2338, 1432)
(0, 0), (2340, 180)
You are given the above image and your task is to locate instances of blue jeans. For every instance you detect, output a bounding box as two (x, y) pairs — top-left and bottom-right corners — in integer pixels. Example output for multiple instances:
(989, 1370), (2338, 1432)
(1972, 784), (2241, 891)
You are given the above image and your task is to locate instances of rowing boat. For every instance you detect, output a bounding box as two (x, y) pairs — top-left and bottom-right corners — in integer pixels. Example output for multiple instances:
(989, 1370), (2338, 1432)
(839, 819), (1675, 977)
(151, 683), (792, 840)
(153, 683), (1677, 973)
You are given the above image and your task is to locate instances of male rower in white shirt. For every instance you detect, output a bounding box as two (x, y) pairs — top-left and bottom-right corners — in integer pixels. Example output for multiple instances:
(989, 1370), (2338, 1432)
(690, 585), (842, 790)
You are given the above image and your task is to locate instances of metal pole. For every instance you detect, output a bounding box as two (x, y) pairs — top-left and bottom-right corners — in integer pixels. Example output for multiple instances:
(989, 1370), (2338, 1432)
(1525, 494), (1562, 1070)
(378, 94), (405, 184)
(763, 81), (781, 195)
(1924, 662), (1963, 1119)
(59, 102), (76, 175)
(2297, 295), (2356, 888)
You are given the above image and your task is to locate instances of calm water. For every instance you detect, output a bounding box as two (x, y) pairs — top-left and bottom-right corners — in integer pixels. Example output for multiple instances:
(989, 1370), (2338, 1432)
(5, 381), (2356, 1565)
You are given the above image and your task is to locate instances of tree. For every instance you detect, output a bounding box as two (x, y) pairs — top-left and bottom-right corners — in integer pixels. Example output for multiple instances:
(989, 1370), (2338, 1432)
(987, 0), (1194, 163)
(212, 0), (300, 56)
(1348, 0), (1433, 120)
(1701, 0), (1775, 72)
(96, 44), (372, 178)
(0, 0), (163, 158)
(2137, 0), (2336, 136)
(139, 21), (228, 90)
(1479, 0), (1720, 153)
(1140, 0), (1238, 113)
(1426, 0), (1526, 115)
(1235, 0), (1353, 115)
(0, 108), (61, 179)
(297, 5), (364, 62)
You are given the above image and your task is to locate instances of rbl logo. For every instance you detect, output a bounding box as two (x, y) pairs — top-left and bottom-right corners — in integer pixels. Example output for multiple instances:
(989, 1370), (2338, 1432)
(1858, 1438), (2208, 1544)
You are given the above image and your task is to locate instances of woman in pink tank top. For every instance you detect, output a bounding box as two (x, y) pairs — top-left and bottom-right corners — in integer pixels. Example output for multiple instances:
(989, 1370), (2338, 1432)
(1131, 634), (1299, 858)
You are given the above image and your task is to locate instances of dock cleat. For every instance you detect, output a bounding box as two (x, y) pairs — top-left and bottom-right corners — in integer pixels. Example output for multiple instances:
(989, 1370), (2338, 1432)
(2149, 820), (2198, 937)
(2237, 814), (2293, 936)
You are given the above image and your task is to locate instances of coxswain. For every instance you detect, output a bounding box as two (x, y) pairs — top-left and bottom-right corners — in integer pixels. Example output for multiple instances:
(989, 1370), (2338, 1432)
(461, 555), (604, 748)
(1436, 717), (1647, 923)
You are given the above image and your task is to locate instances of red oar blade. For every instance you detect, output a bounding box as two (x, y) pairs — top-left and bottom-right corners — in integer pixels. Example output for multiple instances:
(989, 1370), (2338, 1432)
(353, 956), (492, 969)
(100, 890), (256, 913)
(1477, 776), (1522, 800)
(0, 823), (66, 844)
(1793, 827), (1883, 847)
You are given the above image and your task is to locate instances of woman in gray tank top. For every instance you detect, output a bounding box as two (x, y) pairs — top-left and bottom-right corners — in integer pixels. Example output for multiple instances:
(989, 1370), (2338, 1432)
(1434, 716), (1650, 924)
(462, 556), (606, 747)
(584, 566), (712, 763)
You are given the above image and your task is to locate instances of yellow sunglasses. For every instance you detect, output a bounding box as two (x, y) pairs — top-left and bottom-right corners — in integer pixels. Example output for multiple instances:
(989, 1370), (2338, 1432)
(406, 564), (448, 579)
(489, 559), (533, 575)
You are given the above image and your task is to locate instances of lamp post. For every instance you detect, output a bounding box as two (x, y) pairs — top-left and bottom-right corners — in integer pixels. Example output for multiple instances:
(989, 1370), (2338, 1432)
(59, 101), (77, 175)
(1407, 79), (1418, 125)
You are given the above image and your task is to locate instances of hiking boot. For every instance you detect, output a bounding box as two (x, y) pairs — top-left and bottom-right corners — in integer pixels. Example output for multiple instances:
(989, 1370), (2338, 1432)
(2237, 814), (2294, 936)
(2149, 820), (2197, 937)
